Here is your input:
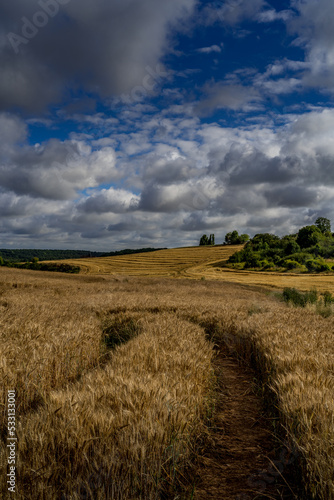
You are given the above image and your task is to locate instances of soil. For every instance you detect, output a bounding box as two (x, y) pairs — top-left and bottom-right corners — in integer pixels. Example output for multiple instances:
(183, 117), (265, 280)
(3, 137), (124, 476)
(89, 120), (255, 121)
(193, 348), (302, 500)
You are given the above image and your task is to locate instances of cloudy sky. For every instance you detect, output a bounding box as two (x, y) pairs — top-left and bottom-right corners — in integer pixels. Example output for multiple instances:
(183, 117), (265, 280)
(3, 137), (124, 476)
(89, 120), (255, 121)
(1, 0), (334, 250)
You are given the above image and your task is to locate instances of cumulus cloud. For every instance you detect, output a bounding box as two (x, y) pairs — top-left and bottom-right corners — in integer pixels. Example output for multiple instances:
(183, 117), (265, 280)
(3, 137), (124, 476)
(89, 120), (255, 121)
(287, 0), (334, 93)
(0, 113), (119, 200)
(0, 0), (196, 112)
(3, 103), (334, 248)
(196, 82), (263, 114)
(78, 188), (140, 214)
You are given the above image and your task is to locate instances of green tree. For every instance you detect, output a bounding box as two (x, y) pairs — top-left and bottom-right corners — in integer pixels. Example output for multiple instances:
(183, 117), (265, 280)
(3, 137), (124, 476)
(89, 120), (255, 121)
(208, 234), (215, 245)
(0, 256), (4, 266)
(225, 231), (249, 245)
(225, 230), (239, 244)
(284, 239), (301, 256)
(315, 217), (331, 234)
(297, 225), (322, 249)
(225, 232), (232, 244)
(199, 234), (209, 246)
(239, 234), (249, 244)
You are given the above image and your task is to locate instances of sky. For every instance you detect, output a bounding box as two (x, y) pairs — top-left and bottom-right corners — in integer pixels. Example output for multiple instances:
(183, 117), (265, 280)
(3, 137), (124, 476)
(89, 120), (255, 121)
(1, 0), (334, 250)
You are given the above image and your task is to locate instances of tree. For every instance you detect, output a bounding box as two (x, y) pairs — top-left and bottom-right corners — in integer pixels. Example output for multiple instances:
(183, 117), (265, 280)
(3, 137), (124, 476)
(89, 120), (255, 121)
(225, 230), (249, 245)
(284, 239), (301, 256)
(225, 232), (232, 244)
(239, 234), (249, 244)
(225, 230), (239, 244)
(315, 217), (331, 234)
(208, 234), (215, 245)
(0, 256), (3, 266)
(297, 225), (322, 249)
(200, 234), (215, 246)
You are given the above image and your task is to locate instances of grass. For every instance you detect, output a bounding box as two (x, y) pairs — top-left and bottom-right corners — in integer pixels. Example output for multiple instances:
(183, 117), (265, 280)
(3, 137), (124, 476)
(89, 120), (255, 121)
(281, 286), (334, 317)
(282, 287), (318, 307)
(0, 254), (334, 498)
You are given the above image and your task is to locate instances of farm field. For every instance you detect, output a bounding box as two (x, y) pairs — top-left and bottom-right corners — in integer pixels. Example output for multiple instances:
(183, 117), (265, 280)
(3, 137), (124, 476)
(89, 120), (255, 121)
(61, 244), (243, 277)
(63, 244), (334, 294)
(0, 246), (334, 499)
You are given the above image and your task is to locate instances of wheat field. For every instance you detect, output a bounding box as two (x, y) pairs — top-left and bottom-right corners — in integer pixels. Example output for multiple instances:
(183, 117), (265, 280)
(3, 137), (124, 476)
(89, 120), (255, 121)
(62, 244), (334, 294)
(1, 246), (334, 499)
(61, 245), (243, 277)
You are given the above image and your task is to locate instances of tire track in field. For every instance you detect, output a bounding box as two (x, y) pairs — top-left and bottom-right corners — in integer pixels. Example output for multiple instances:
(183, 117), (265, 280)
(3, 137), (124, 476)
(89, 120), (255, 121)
(193, 348), (300, 499)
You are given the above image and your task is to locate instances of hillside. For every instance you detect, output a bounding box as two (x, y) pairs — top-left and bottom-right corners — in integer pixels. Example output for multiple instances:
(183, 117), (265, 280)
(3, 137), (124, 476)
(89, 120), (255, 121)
(60, 244), (242, 277)
(57, 244), (334, 294)
(0, 247), (164, 262)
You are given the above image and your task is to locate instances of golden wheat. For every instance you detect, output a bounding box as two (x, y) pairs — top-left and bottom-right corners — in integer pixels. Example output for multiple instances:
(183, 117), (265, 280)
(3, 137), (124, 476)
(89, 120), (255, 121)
(60, 245), (241, 277)
(0, 259), (334, 498)
(59, 244), (334, 293)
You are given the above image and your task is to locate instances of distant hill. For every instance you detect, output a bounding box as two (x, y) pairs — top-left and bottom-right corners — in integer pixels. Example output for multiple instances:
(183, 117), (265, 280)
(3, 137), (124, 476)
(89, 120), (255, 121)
(0, 248), (166, 263)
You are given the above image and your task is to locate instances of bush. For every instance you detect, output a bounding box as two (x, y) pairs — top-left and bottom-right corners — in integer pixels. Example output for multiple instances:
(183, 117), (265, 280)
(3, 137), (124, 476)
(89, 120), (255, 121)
(262, 259), (274, 269)
(284, 259), (302, 270)
(304, 288), (318, 304)
(244, 252), (262, 268)
(228, 250), (244, 264)
(306, 259), (320, 272)
(323, 291), (334, 306)
(282, 287), (318, 307)
(305, 259), (331, 273)
(286, 252), (313, 265)
(283, 288), (308, 307)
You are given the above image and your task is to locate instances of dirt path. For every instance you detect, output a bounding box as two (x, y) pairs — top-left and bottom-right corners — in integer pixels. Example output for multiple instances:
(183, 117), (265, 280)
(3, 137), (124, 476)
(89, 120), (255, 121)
(193, 348), (300, 500)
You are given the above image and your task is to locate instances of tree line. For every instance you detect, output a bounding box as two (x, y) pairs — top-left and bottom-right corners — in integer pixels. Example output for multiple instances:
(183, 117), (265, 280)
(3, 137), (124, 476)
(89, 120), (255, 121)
(0, 247), (166, 263)
(227, 217), (334, 273)
(199, 230), (249, 246)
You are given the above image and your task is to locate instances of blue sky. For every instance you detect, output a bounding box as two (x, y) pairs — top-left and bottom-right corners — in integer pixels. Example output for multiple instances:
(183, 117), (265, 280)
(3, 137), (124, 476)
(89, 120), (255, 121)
(1, 0), (334, 250)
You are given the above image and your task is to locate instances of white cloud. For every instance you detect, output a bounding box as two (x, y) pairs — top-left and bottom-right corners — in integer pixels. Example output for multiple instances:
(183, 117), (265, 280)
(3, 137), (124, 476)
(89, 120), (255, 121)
(3, 103), (334, 248)
(0, 114), (119, 200)
(257, 9), (293, 23)
(78, 187), (140, 214)
(196, 44), (222, 54)
(287, 0), (334, 93)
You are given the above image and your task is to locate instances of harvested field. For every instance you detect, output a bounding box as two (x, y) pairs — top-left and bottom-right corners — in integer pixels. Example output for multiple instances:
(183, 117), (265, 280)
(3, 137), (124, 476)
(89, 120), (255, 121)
(60, 244), (243, 277)
(60, 244), (334, 294)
